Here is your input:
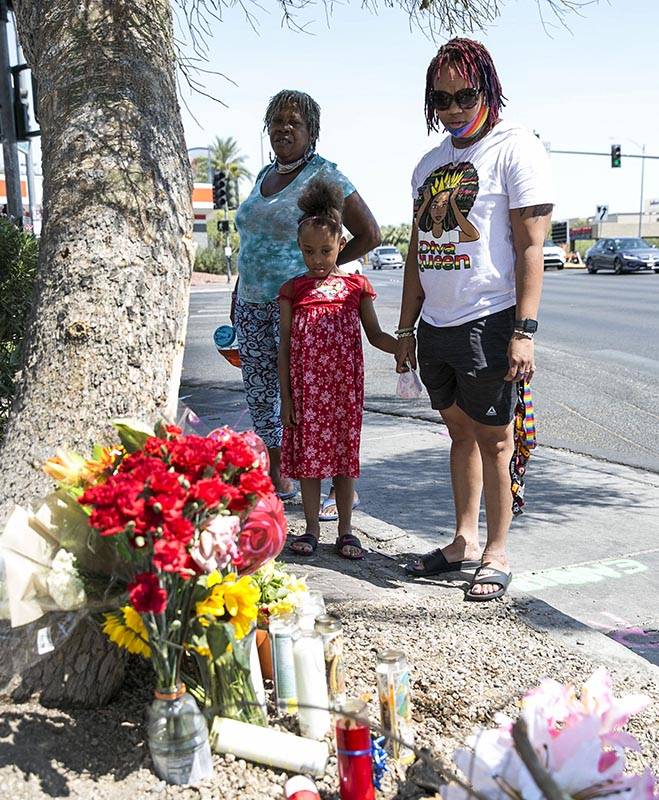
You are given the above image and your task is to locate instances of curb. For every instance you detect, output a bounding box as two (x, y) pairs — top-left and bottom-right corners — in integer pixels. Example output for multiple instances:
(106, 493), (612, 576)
(350, 508), (659, 682)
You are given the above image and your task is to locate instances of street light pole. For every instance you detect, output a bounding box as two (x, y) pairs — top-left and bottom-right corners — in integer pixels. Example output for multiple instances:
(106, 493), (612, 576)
(638, 143), (646, 238)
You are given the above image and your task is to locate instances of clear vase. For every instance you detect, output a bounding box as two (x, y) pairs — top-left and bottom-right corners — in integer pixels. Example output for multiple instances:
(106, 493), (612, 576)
(212, 624), (267, 727)
(146, 684), (214, 785)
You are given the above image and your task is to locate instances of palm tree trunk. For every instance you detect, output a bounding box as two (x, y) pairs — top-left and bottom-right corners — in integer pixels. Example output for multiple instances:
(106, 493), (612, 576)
(0, 0), (193, 707)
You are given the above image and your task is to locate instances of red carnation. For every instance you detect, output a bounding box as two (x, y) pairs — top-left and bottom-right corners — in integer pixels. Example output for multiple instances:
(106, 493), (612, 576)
(153, 537), (194, 577)
(128, 572), (167, 614)
(234, 492), (286, 575)
(239, 469), (274, 497)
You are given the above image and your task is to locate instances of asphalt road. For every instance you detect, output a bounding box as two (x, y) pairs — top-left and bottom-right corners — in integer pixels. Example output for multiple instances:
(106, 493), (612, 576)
(182, 267), (659, 473)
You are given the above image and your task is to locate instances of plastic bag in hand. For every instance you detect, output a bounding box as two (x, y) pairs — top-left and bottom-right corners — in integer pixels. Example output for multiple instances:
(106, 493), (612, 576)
(396, 368), (423, 399)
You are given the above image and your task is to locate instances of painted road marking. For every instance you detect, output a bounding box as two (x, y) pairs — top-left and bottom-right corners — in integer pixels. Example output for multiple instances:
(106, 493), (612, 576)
(513, 556), (650, 591)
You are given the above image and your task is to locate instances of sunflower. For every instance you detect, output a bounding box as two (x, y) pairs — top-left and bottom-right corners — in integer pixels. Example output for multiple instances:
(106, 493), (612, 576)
(102, 606), (151, 658)
(84, 445), (123, 483)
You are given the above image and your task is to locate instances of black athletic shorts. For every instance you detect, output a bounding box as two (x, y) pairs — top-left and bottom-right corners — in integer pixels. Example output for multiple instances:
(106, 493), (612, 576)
(417, 306), (517, 426)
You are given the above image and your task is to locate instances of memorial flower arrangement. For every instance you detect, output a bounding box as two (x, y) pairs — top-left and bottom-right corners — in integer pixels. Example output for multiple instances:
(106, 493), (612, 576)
(444, 668), (656, 800)
(252, 559), (308, 627)
(71, 420), (286, 698)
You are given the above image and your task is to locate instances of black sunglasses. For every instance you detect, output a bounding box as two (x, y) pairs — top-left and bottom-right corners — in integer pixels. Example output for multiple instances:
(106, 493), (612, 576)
(430, 88), (481, 111)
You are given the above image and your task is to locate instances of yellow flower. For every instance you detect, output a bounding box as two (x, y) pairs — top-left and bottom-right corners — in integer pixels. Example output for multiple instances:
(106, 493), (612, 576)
(222, 574), (259, 640)
(195, 584), (226, 626)
(102, 607), (150, 658)
(43, 449), (90, 486)
(196, 573), (258, 639)
(84, 445), (123, 483)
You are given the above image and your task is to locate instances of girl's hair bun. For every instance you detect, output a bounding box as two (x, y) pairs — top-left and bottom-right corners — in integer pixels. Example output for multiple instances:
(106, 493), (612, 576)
(297, 178), (344, 235)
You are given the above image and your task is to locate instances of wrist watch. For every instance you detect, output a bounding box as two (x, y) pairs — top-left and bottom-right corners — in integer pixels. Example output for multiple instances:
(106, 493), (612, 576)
(514, 318), (538, 333)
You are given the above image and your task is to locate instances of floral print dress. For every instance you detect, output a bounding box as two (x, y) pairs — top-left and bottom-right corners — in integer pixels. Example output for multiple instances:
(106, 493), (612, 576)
(279, 273), (376, 479)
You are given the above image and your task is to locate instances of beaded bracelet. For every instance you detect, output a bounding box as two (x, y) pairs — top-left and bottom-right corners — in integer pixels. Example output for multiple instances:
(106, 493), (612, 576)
(396, 331), (416, 339)
(395, 326), (415, 335)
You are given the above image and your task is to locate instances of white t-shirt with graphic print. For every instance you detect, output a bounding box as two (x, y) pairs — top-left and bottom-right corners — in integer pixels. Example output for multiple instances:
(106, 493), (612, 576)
(411, 121), (553, 328)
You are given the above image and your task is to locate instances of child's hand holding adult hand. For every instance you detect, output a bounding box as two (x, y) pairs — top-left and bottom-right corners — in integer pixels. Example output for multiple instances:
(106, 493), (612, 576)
(395, 336), (416, 373)
(281, 397), (296, 427)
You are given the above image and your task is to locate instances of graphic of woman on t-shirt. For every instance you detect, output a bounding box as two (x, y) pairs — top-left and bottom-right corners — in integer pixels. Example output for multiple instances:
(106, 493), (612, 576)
(415, 162), (480, 244)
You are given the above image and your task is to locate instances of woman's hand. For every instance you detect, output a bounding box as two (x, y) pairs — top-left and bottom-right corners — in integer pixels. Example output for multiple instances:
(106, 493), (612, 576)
(395, 336), (416, 373)
(281, 397), (296, 427)
(505, 334), (535, 382)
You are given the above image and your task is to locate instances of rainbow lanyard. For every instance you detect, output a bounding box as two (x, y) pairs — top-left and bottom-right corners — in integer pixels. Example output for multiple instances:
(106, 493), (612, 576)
(447, 105), (489, 142)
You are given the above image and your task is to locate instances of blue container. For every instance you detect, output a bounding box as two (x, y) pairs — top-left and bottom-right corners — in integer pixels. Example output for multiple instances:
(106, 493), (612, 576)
(214, 325), (237, 349)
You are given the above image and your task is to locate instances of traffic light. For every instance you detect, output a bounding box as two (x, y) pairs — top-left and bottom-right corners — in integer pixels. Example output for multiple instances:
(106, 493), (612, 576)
(551, 220), (568, 244)
(213, 170), (227, 209)
(226, 178), (240, 211)
(611, 144), (622, 168)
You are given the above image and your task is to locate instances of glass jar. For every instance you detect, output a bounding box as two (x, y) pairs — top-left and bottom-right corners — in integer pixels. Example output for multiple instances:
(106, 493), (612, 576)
(146, 684), (213, 785)
(315, 613), (346, 706)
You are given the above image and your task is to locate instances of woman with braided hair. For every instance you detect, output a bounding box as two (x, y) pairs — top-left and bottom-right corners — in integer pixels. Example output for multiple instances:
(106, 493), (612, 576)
(396, 38), (553, 600)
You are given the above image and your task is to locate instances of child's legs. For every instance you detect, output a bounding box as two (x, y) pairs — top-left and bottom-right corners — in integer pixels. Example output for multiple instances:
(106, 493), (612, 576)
(299, 478), (321, 538)
(333, 475), (355, 537)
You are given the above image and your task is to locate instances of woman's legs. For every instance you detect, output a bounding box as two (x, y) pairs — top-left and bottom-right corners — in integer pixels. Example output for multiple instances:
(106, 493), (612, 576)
(471, 419), (514, 596)
(234, 298), (293, 495)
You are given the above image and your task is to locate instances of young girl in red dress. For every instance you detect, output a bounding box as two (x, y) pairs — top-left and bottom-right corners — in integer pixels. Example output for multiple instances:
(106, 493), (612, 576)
(278, 179), (396, 560)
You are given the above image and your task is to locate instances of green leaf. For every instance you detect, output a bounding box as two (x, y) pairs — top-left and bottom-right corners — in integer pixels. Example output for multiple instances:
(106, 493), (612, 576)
(206, 620), (235, 661)
(111, 418), (155, 453)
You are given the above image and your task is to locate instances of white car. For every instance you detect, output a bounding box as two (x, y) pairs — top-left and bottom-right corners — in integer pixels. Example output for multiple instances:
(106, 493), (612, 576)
(543, 239), (565, 271)
(371, 246), (404, 269)
(340, 259), (363, 275)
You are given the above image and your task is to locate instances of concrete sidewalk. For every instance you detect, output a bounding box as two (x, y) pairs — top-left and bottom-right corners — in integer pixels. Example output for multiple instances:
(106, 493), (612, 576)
(179, 380), (659, 672)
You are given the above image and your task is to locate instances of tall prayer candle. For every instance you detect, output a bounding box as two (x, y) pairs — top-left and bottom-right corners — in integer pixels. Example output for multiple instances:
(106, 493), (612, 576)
(336, 699), (375, 800)
(293, 630), (330, 739)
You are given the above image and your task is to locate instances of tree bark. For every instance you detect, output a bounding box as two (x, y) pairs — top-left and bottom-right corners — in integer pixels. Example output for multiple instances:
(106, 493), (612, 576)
(1, 0), (193, 706)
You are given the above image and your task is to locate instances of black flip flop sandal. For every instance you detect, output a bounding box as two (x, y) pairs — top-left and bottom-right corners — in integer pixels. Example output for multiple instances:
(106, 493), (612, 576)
(405, 547), (481, 577)
(335, 533), (365, 560)
(289, 532), (319, 556)
(464, 566), (512, 602)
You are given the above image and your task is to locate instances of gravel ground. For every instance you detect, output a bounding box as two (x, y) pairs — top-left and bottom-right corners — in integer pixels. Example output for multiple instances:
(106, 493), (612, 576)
(1, 516), (657, 799)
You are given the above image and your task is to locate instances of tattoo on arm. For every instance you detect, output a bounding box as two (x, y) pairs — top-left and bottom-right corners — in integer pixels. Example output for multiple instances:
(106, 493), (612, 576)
(518, 204), (554, 218)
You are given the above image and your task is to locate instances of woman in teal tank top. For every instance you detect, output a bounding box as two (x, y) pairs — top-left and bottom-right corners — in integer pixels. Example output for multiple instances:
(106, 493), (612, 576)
(233, 90), (380, 499)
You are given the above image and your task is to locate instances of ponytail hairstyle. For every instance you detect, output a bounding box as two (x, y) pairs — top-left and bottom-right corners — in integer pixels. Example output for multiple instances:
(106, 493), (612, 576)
(424, 38), (506, 134)
(297, 178), (344, 237)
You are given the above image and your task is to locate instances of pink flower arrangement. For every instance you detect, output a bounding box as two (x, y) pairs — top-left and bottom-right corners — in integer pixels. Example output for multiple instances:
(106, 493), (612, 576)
(444, 669), (656, 800)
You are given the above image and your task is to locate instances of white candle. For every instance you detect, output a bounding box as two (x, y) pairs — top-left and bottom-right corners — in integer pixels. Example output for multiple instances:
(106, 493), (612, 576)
(249, 629), (267, 715)
(297, 590), (326, 632)
(293, 630), (330, 739)
(210, 718), (329, 776)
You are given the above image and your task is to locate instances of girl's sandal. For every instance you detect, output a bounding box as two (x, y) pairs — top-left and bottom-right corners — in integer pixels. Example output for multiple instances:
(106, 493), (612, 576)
(335, 533), (365, 561)
(289, 532), (319, 556)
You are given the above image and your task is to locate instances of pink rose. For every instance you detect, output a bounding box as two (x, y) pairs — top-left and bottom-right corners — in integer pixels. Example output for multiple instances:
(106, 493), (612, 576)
(190, 514), (241, 574)
(235, 493), (286, 575)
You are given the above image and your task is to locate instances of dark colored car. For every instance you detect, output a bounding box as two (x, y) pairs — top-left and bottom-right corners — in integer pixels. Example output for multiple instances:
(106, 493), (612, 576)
(585, 238), (659, 274)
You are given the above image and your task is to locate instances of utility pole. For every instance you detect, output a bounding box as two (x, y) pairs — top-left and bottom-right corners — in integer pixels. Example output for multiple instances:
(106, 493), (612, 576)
(0, 0), (22, 222)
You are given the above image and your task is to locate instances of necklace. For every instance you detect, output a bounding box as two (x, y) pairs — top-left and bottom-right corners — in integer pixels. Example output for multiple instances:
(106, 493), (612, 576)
(274, 149), (315, 174)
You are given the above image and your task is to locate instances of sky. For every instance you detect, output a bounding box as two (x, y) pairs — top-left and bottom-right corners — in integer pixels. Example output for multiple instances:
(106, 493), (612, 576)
(177, 0), (659, 226)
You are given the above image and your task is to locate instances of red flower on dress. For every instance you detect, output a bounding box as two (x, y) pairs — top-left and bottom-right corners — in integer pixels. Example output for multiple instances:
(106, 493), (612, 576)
(234, 492), (287, 575)
(128, 572), (167, 614)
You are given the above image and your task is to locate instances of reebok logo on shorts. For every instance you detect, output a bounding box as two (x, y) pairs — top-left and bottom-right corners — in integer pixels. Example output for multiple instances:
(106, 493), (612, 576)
(486, 406), (497, 416)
